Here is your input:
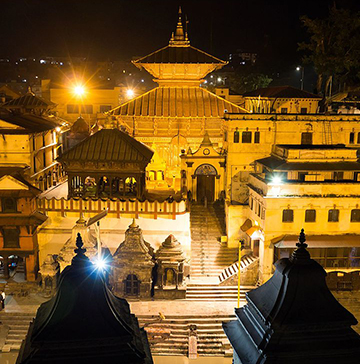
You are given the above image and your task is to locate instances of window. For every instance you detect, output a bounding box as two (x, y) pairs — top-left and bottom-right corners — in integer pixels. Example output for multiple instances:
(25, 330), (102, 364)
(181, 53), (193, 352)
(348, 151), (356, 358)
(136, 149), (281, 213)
(254, 131), (260, 143)
(350, 132), (355, 144)
(351, 209), (360, 222)
(328, 209), (339, 222)
(1, 198), (17, 213)
(67, 104), (79, 114)
(224, 131), (227, 142)
(301, 132), (313, 145)
(300, 107), (307, 114)
(125, 274), (140, 295)
(282, 209), (294, 222)
(81, 105), (93, 114)
(250, 197), (253, 210)
(333, 172), (344, 181)
(233, 129), (239, 143)
(242, 131), (252, 143)
(281, 108), (288, 114)
(357, 133), (360, 144)
(43, 152), (46, 168)
(33, 156), (36, 173)
(305, 209), (316, 222)
(2, 228), (20, 248)
(100, 105), (112, 113)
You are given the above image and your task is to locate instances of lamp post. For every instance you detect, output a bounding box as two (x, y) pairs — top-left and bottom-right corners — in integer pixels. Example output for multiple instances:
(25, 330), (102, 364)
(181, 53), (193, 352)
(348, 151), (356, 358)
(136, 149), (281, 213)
(296, 66), (304, 90)
(237, 239), (244, 308)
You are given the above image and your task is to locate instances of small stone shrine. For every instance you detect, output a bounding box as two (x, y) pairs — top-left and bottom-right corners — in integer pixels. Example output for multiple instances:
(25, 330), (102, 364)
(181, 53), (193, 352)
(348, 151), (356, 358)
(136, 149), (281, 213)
(223, 229), (360, 364)
(154, 234), (188, 299)
(57, 214), (98, 272)
(111, 220), (155, 298)
(39, 254), (60, 297)
(16, 233), (153, 364)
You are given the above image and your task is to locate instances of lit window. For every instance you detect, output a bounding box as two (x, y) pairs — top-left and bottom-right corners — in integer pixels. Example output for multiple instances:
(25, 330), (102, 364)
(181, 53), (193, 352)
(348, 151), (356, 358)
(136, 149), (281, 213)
(234, 129), (240, 143)
(328, 209), (339, 222)
(1, 198), (17, 213)
(350, 132), (355, 144)
(242, 131), (252, 143)
(301, 132), (313, 145)
(282, 209), (294, 222)
(305, 209), (316, 222)
(351, 209), (360, 222)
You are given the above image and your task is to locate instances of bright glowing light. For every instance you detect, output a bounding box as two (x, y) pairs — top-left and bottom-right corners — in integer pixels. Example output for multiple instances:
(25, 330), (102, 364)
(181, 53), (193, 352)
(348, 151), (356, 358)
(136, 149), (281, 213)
(55, 126), (61, 132)
(126, 89), (135, 98)
(94, 258), (107, 270)
(271, 175), (282, 185)
(204, 80), (208, 84)
(217, 77), (222, 82)
(296, 66), (301, 71)
(73, 85), (85, 97)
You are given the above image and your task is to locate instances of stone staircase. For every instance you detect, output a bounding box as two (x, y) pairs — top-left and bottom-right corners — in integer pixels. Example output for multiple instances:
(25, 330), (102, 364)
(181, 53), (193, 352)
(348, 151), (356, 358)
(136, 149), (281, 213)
(0, 312), (34, 352)
(137, 314), (235, 357)
(190, 202), (238, 279)
(186, 284), (254, 301)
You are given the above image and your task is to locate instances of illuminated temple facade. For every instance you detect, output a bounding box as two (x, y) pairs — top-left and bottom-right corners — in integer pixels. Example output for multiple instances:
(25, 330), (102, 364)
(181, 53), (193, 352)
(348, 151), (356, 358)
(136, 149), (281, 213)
(107, 9), (246, 194)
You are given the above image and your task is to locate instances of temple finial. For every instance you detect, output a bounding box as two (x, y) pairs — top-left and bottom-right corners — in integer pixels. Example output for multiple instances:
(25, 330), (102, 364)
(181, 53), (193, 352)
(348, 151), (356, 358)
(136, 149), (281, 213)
(169, 7), (190, 46)
(130, 218), (138, 228)
(74, 233), (86, 255)
(290, 229), (310, 263)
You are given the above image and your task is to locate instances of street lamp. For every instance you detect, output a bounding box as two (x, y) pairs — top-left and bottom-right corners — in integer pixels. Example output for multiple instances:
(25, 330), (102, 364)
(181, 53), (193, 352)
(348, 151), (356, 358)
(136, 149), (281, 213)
(73, 84), (86, 97)
(126, 88), (135, 98)
(296, 66), (304, 90)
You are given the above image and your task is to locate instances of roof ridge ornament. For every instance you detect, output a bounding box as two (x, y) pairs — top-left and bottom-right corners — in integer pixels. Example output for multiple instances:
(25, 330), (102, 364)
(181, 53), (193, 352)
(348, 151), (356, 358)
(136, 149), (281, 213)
(290, 228), (311, 263)
(169, 7), (190, 47)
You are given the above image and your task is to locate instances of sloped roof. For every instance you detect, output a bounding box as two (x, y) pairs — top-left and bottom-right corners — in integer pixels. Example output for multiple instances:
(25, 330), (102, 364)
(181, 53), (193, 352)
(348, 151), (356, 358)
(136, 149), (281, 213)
(0, 112), (61, 133)
(107, 86), (247, 117)
(2, 92), (55, 109)
(59, 128), (154, 163)
(133, 45), (226, 64)
(243, 86), (322, 99)
(256, 156), (360, 171)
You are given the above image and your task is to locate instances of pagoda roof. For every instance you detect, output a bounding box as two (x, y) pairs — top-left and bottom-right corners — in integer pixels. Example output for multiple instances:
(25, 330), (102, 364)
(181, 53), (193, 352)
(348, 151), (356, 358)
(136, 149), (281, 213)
(1, 91), (55, 109)
(0, 112), (61, 133)
(107, 86), (247, 118)
(243, 85), (322, 99)
(58, 128), (154, 163)
(16, 234), (152, 363)
(133, 44), (226, 65)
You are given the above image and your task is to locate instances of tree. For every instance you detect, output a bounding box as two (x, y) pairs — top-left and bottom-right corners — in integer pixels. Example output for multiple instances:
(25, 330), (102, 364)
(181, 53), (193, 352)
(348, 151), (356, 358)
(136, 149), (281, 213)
(299, 6), (360, 95)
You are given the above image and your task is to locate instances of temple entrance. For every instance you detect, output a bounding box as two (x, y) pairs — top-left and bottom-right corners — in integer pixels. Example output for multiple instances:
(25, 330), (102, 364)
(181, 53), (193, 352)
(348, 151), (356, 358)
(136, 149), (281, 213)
(0, 255), (25, 280)
(164, 268), (176, 286)
(195, 164), (217, 203)
(125, 274), (140, 296)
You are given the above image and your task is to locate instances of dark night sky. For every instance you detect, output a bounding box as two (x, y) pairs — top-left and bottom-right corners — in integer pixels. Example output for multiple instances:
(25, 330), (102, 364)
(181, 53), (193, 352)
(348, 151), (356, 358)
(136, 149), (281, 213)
(1, 0), (359, 69)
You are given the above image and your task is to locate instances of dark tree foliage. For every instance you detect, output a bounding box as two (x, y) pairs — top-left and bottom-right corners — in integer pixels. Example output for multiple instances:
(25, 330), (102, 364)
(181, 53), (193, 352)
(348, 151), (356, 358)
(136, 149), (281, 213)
(299, 6), (360, 95)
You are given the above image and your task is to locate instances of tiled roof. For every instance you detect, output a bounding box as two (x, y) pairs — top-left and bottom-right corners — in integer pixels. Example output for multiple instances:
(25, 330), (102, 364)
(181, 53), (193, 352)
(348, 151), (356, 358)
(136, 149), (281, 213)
(256, 156), (360, 171)
(59, 128), (153, 163)
(2, 92), (55, 109)
(0, 112), (61, 133)
(108, 86), (247, 117)
(133, 45), (226, 64)
(243, 86), (322, 99)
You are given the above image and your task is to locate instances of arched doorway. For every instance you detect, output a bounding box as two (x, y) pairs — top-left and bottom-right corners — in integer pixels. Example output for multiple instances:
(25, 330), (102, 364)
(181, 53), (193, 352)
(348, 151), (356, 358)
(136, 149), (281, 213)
(195, 164), (217, 203)
(164, 268), (176, 286)
(125, 274), (140, 296)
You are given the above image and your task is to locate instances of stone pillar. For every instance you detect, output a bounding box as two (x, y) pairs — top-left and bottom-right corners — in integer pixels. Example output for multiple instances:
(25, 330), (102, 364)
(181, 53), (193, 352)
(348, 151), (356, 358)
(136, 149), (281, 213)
(259, 239), (273, 283)
(3, 256), (9, 279)
(25, 255), (36, 281)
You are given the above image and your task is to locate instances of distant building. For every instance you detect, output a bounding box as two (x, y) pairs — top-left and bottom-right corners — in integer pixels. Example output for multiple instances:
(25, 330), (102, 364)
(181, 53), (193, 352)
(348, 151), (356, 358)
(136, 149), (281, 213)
(243, 85), (322, 114)
(0, 91), (65, 190)
(0, 168), (47, 281)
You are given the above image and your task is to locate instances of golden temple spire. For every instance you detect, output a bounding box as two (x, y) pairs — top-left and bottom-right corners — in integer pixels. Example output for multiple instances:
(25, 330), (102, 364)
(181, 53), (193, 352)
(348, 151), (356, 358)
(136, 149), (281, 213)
(169, 6), (190, 47)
